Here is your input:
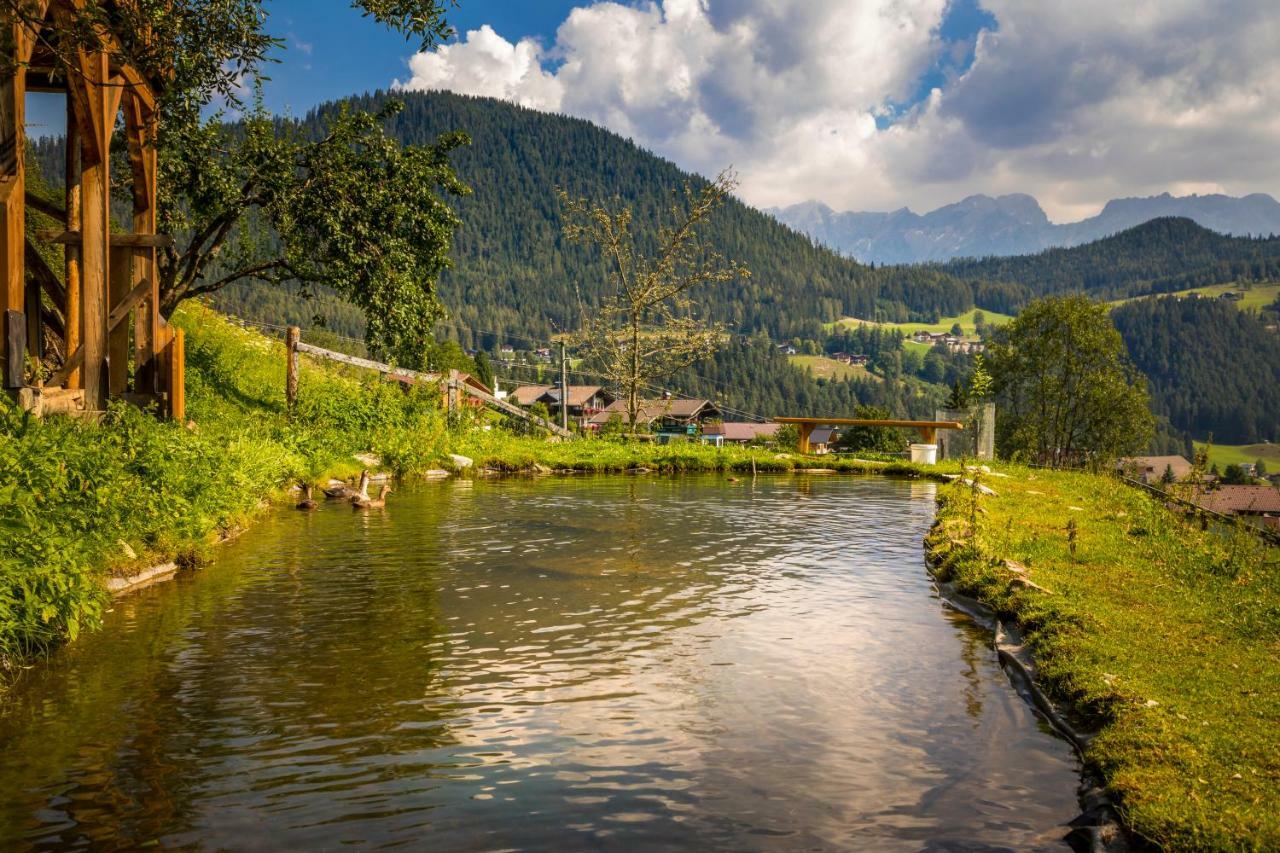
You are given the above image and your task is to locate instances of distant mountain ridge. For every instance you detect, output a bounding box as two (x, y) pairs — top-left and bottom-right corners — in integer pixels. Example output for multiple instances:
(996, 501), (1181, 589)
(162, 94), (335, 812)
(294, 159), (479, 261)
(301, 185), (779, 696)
(769, 192), (1280, 265)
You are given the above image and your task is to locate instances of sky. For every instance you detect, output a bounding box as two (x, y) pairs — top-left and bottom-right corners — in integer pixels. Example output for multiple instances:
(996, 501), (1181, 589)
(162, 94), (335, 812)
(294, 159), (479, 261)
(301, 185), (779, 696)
(28, 1), (1280, 222)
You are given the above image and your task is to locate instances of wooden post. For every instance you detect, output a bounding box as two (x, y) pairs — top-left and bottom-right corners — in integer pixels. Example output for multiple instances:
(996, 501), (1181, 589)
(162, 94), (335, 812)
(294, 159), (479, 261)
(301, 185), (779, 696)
(0, 21), (25, 389)
(797, 421), (814, 454)
(107, 246), (131, 394)
(64, 98), (82, 388)
(78, 51), (111, 410)
(285, 325), (299, 411)
(169, 327), (184, 421)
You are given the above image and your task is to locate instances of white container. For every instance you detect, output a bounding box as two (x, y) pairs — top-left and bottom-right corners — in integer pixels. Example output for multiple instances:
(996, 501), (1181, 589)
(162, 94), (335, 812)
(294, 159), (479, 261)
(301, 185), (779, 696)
(909, 443), (938, 465)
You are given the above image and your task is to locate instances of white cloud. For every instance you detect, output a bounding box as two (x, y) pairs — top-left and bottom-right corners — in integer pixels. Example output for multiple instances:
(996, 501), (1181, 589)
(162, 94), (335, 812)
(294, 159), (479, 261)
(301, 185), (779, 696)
(395, 0), (1280, 221)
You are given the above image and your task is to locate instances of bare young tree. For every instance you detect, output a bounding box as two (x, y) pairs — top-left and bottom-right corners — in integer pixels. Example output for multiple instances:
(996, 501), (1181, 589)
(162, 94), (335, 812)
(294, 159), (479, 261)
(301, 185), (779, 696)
(558, 170), (749, 432)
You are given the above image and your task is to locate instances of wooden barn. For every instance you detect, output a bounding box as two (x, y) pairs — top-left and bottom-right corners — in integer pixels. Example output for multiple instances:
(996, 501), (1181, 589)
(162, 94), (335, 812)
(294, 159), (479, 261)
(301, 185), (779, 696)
(2, 2), (183, 419)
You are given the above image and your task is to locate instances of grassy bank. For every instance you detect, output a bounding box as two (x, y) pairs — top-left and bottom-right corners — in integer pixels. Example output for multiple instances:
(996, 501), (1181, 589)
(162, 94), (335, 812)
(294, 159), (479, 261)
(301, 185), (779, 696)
(0, 303), (454, 672)
(926, 467), (1280, 848)
(0, 305), (944, 675)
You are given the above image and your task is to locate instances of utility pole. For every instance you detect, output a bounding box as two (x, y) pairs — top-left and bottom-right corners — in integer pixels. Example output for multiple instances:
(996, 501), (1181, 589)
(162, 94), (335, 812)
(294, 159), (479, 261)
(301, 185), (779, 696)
(559, 340), (570, 432)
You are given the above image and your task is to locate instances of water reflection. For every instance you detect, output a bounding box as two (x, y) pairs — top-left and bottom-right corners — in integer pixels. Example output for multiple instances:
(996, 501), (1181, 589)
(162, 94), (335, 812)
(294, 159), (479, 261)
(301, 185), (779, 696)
(0, 475), (1079, 850)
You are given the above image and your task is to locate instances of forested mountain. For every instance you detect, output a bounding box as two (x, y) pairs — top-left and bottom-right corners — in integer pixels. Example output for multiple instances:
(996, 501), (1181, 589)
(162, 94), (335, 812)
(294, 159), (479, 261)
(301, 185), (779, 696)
(1112, 296), (1280, 444)
(137, 90), (968, 345)
(770, 192), (1280, 264)
(944, 218), (1280, 312)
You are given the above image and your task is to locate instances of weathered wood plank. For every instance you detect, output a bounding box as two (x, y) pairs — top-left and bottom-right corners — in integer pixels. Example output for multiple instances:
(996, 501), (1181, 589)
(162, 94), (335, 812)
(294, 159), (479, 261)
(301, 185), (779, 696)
(79, 50), (110, 410)
(294, 340), (572, 437)
(107, 246), (131, 394)
(35, 229), (175, 248)
(47, 345), (83, 389)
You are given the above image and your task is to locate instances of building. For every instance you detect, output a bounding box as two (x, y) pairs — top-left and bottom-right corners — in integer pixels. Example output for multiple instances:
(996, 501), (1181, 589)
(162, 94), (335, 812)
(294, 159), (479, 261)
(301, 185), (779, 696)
(1192, 485), (1280, 529)
(701, 422), (782, 447)
(808, 426), (837, 454)
(510, 385), (617, 418)
(1119, 455), (1194, 484)
(587, 397), (721, 438)
(390, 369), (491, 408)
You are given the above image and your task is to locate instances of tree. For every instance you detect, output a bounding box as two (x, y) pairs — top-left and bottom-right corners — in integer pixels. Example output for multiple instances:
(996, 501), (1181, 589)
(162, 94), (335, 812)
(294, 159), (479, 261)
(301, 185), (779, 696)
(950, 322), (964, 336)
(8, 0), (467, 367)
(472, 350), (494, 393)
(1221, 464), (1252, 485)
(560, 170), (749, 431)
(1161, 464), (1177, 486)
(986, 295), (1154, 467)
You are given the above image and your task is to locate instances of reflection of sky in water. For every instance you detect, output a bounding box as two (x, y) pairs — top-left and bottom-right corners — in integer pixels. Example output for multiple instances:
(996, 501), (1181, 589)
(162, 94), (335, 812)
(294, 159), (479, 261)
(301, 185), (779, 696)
(0, 476), (1079, 850)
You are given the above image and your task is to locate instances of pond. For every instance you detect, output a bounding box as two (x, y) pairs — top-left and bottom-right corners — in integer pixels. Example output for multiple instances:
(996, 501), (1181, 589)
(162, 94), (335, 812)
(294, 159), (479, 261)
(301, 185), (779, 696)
(0, 475), (1080, 850)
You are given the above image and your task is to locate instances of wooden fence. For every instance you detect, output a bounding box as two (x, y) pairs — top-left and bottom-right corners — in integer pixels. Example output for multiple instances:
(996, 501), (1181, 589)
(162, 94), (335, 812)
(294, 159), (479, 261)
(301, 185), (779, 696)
(287, 331), (572, 439)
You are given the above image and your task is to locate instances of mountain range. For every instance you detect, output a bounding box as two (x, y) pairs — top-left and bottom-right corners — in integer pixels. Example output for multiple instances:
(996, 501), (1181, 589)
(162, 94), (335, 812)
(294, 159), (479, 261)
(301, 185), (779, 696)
(769, 192), (1280, 265)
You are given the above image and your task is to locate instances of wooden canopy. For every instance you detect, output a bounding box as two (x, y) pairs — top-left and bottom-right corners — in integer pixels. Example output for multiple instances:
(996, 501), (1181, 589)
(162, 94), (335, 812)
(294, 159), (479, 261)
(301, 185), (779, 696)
(773, 417), (965, 454)
(1, 1), (183, 418)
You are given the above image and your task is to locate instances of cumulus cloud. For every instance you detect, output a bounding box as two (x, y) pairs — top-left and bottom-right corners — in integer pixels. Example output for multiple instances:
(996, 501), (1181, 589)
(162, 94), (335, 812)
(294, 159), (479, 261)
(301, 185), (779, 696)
(395, 0), (1280, 221)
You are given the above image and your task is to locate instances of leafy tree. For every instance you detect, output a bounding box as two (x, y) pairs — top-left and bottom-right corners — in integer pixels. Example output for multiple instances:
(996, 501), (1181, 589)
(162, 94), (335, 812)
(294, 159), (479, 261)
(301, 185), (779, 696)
(950, 322), (964, 336)
(472, 350), (494, 392)
(1221, 464), (1252, 485)
(8, 0), (467, 367)
(1256, 459), (1268, 478)
(836, 405), (905, 453)
(560, 170), (749, 430)
(1161, 464), (1177, 486)
(987, 295), (1154, 467)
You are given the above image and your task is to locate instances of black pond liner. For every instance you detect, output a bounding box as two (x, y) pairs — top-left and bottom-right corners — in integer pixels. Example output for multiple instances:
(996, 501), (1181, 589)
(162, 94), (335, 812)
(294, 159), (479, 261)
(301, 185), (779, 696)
(926, 573), (1135, 853)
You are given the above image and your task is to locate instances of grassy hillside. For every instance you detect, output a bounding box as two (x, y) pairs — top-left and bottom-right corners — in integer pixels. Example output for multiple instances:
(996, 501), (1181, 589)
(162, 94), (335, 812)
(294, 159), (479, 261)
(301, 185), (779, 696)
(787, 354), (876, 382)
(1196, 440), (1280, 470)
(929, 468), (1280, 848)
(833, 306), (1014, 336)
(1111, 281), (1280, 311)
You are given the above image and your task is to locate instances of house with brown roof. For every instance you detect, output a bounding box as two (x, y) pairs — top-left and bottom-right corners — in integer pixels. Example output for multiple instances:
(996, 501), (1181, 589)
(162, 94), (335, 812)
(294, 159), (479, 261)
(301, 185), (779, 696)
(1193, 485), (1280, 522)
(542, 385), (617, 417)
(703, 422), (783, 445)
(1119, 455), (1194, 484)
(587, 397), (721, 437)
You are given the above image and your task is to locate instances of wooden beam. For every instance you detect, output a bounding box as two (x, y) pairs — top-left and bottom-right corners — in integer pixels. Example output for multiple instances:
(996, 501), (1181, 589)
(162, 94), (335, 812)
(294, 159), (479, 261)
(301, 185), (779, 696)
(25, 236), (66, 308)
(64, 98), (81, 388)
(24, 190), (64, 220)
(0, 20), (25, 389)
(169, 327), (184, 421)
(107, 245), (130, 394)
(79, 49), (109, 409)
(36, 229), (174, 248)
(47, 345), (82, 389)
(108, 276), (149, 333)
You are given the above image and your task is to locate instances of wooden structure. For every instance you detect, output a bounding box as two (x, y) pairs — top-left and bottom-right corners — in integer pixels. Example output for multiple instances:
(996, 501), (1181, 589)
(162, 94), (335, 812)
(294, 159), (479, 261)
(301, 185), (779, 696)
(773, 417), (964, 455)
(1, 3), (183, 418)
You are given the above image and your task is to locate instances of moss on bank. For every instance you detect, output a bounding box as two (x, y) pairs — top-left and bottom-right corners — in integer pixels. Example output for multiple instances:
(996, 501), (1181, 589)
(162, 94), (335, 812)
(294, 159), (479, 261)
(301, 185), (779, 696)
(926, 467), (1280, 849)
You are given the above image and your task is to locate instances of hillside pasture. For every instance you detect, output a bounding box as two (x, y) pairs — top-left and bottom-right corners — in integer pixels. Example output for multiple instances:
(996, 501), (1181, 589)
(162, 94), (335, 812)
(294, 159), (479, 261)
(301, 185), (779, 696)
(788, 354), (876, 382)
(1196, 440), (1280, 470)
(831, 307), (1014, 336)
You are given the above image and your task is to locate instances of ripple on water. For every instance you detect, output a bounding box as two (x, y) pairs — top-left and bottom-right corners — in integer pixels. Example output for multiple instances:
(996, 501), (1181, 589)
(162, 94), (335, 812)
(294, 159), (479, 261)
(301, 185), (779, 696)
(0, 476), (1078, 850)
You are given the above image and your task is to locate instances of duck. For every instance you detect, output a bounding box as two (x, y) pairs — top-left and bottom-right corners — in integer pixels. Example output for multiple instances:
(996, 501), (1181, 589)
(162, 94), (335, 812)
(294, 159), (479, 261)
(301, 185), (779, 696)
(324, 470), (369, 500)
(296, 483), (318, 511)
(352, 483), (392, 509)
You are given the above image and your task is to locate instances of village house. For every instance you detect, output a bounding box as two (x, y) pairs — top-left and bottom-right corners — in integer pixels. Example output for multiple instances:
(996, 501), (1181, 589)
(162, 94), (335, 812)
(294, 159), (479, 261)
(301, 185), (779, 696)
(1192, 485), (1280, 531)
(389, 369), (491, 409)
(510, 385), (617, 419)
(777, 343), (798, 355)
(1119, 455), (1194, 484)
(829, 352), (870, 366)
(587, 397), (722, 440)
(700, 422), (783, 447)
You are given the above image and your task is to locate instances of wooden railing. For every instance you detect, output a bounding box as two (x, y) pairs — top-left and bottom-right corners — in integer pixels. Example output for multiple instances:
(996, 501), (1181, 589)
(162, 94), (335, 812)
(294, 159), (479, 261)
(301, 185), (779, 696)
(288, 333), (572, 439)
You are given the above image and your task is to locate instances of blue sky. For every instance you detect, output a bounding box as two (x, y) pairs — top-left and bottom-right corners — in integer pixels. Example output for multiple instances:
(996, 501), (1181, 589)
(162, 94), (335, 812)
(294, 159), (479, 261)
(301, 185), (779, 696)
(257, 1), (585, 116)
(25, 1), (1280, 220)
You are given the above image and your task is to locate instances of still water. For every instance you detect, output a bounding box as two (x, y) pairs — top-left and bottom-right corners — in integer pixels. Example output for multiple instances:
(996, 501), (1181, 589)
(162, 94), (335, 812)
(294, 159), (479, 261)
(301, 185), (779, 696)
(0, 476), (1080, 850)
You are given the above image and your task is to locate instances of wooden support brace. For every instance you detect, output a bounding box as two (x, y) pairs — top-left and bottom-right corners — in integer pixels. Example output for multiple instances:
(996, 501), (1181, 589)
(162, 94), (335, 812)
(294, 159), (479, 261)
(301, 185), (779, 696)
(107, 245), (131, 394)
(36, 229), (175, 248)
(108, 277), (150, 333)
(47, 345), (83, 389)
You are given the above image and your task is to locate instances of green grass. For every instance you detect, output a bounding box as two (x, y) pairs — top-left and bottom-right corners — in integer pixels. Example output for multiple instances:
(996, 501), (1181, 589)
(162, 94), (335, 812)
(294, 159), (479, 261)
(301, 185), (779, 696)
(1111, 282), (1280, 312)
(0, 303), (454, 674)
(787, 354), (876, 382)
(927, 466), (1280, 849)
(831, 307), (1014, 336)
(1195, 440), (1280, 471)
